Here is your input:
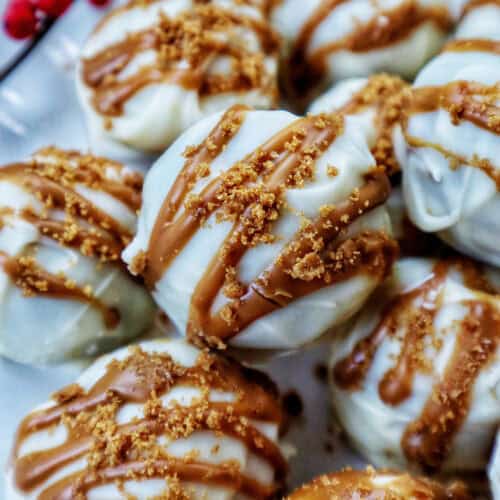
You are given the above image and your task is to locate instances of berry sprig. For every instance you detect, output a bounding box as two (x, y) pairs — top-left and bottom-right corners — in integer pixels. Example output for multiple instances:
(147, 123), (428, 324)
(3, 0), (111, 40)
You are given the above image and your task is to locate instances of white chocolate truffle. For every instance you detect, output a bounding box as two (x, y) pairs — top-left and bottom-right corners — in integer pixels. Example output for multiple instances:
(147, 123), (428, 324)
(271, 0), (453, 103)
(76, 0), (280, 156)
(123, 106), (397, 350)
(490, 432), (500, 499)
(329, 257), (500, 474)
(287, 468), (471, 499)
(0, 147), (155, 364)
(6, 339), (287, 500)
(396, 1), (500, 266)
(309, 74), (409, 175)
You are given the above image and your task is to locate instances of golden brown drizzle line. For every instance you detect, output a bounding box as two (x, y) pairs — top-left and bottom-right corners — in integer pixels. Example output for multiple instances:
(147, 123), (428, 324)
(286, 0), (453, 97)
(0, 150), (140, 327)
(403, 80), (500, 188)
(139, 105), (396, 346)
(461, 0), (500, 17)
(286, 469), (471, 499)
(82, 4), (279, 117)
(444, 38), (500, 54)
(13, 347), (287, 499)
(333, 259), (500, 471)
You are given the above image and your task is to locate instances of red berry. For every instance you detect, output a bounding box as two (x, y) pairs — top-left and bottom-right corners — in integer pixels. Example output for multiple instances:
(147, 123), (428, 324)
(3, 0), (38, 39)
(88, 0), (110, 7)
(31, 0), (72, 18)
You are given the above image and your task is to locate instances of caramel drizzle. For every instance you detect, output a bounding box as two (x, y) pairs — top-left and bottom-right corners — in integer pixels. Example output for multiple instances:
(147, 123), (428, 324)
(403, 300), (499, 471)
(188, 176), (394, 345)
(0, 152), (141, 327)
(141, 105), (396, 345)
(0, 162), (134, 254)
(286, 0), (452, 97)
(403, 81), (500, 188)
(461, 0), (500, 17)
(444, 39), (500, 55)
(333, 260), (448, 401)
(13, 348), (286, 499)
(333, 259), (500, 470)
(1, 254), (120, 329)
(82, 5), (279, 117)
(287, 469), (471, 499)
(37, 461), (276, 500)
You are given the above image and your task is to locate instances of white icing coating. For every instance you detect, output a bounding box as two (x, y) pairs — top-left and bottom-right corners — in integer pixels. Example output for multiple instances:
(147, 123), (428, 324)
(0, 149), (155, 364)
(123, 108), (394, 350)
(397, 3), (500, 265)
(308, 77), (378, 148)
(329, 257), (500, 473)
(5, 339), (284, 500)
(76, 0), (279, 157)
(271, 0), (451, 94)
(308, 74), (409, 169)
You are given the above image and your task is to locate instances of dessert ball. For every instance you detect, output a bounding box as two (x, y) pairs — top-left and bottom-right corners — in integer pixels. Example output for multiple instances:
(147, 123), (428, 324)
(76, 0), (280, 156)
(6, 339), (287, 499)
(397, 1), (500, 266)
(329, 257), (500, 474)
(309, 74), (409, 175)
(0, 147), (155, 364)
(270, 0), (453, 103)
(287, 468), (471, 499)
(123, 105), (398, 350)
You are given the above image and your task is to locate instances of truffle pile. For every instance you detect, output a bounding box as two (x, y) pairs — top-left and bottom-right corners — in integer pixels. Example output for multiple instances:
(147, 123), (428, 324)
(3, 0), (500, 498)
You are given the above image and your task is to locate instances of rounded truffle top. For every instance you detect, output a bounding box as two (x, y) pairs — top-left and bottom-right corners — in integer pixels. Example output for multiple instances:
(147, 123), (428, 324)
(77, 0), (280, 154)
(287, 469), (471, 500)
(7, 339), (287, 499)
(123, 105), (397, 350)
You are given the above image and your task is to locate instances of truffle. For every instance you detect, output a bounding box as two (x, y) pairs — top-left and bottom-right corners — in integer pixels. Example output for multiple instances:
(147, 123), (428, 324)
(396, 1), (500, 265)
(0, 147), (155, 364)
(329, 257), (500, 474)
(123, 106), (398, 350)
(6, 339), (287, 499)
(76, 0), (280, 156)
(271, 0), (453, 104)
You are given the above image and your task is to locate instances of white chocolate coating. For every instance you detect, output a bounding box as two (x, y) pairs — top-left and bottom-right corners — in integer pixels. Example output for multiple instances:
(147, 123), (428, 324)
(397, 3), (500, 266)
(0, 148), (155, 364)
(309, 78), (378, 147)
(76, 0), (279, 157)
(329, 257), (500, 474)
(271, 0), (452, 99)
(5, 339), (286, 499)
(308, 74), (409, 175)
(123, 107), (396, 350)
